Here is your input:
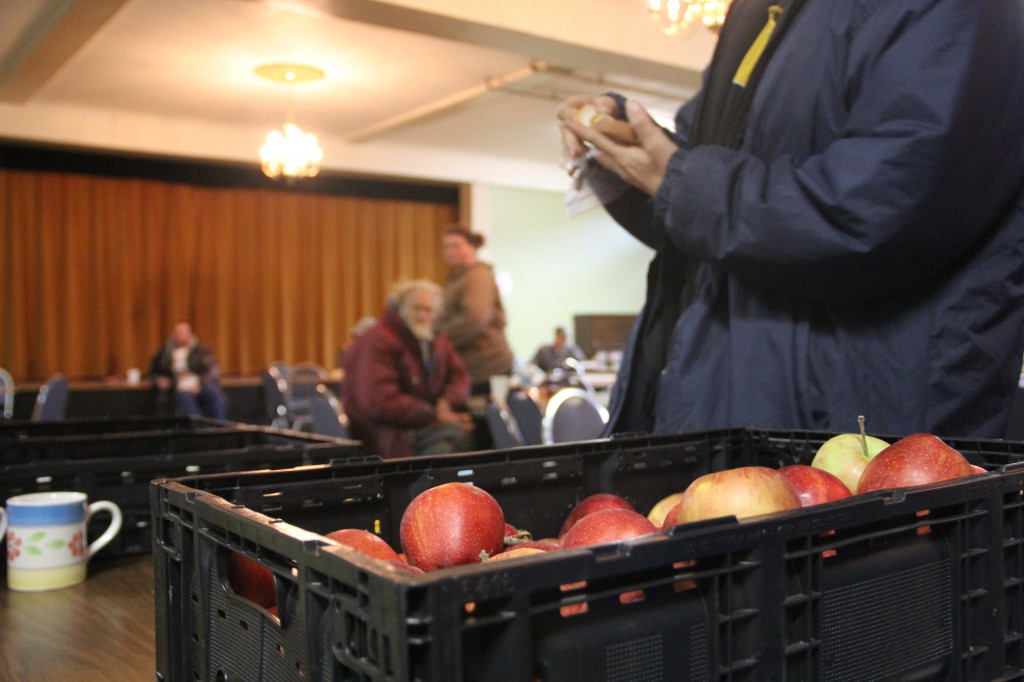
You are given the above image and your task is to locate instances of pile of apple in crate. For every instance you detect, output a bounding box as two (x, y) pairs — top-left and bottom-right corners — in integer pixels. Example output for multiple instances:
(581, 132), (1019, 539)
(229, 418), (978, 596)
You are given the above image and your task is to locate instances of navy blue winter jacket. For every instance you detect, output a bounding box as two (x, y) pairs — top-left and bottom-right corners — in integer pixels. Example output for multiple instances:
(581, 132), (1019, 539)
(606, 0), (1024, 438)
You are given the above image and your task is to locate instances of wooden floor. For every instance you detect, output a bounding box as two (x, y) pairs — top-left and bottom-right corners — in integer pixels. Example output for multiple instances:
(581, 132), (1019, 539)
(0, 554), (155, 681)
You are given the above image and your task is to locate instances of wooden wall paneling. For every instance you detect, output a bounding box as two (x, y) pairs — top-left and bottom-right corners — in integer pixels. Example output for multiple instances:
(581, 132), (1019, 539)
(139, 179), (173, 371)
(94, 177), (123, 376)
(1, 164), (459, 382)
(317, 197), (341, 367)
(232, 188), (256, 374)
(38, 173), (69, 378)
(336, 198), (362, 352)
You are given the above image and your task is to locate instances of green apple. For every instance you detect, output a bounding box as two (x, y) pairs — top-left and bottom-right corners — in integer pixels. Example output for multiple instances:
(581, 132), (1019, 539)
(810, 425), (889, 494)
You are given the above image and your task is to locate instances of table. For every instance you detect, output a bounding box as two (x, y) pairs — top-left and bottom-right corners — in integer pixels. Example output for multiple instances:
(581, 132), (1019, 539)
(11, 376), (273, 424)
(0, 554), (155, 681)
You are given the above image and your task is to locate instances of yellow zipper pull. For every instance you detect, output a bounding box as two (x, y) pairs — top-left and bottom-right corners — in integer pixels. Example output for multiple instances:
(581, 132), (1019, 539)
(733, 5), (784, 87)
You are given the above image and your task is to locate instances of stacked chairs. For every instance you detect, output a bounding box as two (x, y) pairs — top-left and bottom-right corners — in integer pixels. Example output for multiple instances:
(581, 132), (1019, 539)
(31, 373), (70, 422)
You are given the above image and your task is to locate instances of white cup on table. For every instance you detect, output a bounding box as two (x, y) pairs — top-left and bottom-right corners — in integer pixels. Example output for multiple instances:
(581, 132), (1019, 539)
(1, 491), (122, 591)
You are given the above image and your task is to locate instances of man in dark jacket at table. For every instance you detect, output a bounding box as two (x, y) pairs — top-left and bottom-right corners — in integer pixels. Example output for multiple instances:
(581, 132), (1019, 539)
(342, 280), (473, 458)
(149, 321), (227, 420)
(559, 0), (1024, 439)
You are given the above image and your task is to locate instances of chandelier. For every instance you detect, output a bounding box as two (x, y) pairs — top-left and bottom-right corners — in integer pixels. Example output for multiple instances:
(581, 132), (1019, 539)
(648, 0), (731, 36)
(259, 123), (323, 179)
(255, 63), (325, 180)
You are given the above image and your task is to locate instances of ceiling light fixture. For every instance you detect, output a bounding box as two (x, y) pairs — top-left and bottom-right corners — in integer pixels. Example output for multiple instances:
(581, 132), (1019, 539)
(255, 63), (325, 180)
(648, 0), (731, 37)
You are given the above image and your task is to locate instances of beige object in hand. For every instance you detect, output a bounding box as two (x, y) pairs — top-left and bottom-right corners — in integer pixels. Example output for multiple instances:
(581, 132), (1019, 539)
(574, 104), (638, 145)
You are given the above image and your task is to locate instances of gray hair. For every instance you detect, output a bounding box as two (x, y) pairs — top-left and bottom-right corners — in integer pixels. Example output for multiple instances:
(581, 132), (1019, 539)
(387, 279), (443, 313)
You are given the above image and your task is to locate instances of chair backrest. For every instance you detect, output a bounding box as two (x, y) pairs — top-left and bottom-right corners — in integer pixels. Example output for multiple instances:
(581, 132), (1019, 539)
(284, 362), (327, 431)
(542, 387), (609, 444)
(261, 367), (290, 429)
(486, 400), (524, 449)
(309, 385), (349, 439)
(32, 373), (70, 422)
(507, 390), (543, 445)
(0, 367), (13, 420)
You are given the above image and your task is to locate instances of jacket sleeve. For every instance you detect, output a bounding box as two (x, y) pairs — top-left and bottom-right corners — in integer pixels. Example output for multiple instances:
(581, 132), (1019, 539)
(439, 338), (472, 408)
(346, 339), (437, 428)
(441, 266), (500, 347)
(193, 345), (221, 385)
(654, 2), (1024, 303)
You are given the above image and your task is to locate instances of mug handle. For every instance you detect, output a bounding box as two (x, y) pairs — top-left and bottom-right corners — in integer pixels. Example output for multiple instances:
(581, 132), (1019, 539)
(85, 500), (123, 560)
(0, 507), (6, 542)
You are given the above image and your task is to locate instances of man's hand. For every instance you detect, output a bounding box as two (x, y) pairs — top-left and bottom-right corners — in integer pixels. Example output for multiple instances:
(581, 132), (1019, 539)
(436, 398), (474, 430)
(154, 376), (172, 392)
(559, 98), (679, 197)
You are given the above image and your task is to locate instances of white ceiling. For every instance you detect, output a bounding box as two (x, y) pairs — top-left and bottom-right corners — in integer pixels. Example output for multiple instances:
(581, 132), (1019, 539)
(0, 0), (715, 190)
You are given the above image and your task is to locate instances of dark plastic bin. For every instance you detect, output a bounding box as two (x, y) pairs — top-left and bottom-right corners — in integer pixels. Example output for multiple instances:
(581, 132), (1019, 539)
(2, 421), (362, 560)
(0, 414), (226, 439)
(151, 428), (1024, 681)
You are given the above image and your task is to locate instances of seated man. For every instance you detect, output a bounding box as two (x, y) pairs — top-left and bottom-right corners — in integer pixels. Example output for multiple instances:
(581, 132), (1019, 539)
(531, 326), (585, 373)
(342, 280), (473, 458)
(149, 321), (228, 420)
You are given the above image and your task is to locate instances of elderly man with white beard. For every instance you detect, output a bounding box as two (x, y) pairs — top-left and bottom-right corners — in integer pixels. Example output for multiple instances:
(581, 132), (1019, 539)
(342, 280), (474, 458)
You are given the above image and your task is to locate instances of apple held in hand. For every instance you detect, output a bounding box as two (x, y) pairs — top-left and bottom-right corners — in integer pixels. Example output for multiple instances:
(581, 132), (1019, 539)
(856, 433), (974, 494)
(676, 466), (801, 525)
(399, 482), (506, 571)
(778, 465), (852, 507)
(811, 429), (890, 493)
(558, 493), (635, 539)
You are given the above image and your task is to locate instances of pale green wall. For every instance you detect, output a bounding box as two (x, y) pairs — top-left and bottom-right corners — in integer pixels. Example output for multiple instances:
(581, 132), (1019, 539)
(483, 186), (653, 362)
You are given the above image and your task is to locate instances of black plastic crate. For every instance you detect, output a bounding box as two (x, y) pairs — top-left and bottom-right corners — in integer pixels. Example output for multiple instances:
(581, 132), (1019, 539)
(0, 414), (225, 440)
(2, 422), (362, 560)
(151, 428), (1024, 681)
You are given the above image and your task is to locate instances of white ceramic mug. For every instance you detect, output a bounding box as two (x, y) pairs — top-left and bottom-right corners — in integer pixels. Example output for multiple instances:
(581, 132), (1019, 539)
(1, 491), (123, 591)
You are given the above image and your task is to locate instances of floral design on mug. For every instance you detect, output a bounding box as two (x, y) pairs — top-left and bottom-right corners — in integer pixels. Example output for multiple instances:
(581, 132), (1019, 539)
(7, 531), (20, 562)
(69, 531), (84, 557)
(7, 530), (67, 560)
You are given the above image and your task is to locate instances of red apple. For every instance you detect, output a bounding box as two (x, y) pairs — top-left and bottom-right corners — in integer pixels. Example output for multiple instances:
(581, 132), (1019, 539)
(399, 482), (506, 571)
(561, 508), (657, 549)
(325, 528), (402, 563)
(661, 503), (681, 530)
(382, 559), (425, 575)
(501, 539), (561, 553)
(856, 433), (974, 494)
(558, 493), (635, 539)
(489, 547), (548, 561)
(970, 464), (986, 475)
(778, 465), (852, 507)
(676, 466), (801, 525)
(646, 492), (684, 528)
(226, 553), (276, 609)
